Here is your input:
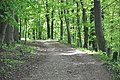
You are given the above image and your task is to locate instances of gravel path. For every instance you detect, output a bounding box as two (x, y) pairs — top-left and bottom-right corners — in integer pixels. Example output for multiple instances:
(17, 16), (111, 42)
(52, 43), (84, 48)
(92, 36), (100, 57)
(13, 40), (112, 80)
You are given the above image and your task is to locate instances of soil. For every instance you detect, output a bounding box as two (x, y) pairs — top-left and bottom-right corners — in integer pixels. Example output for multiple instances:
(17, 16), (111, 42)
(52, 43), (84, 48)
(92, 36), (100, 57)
(7, 40), (112, 80)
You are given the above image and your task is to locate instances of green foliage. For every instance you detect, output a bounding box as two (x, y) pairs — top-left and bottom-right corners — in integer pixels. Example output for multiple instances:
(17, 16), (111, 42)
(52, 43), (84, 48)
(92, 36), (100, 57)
(0, 42), (36, 78)
(0, 0), (120, 79)
(97, 51), (120, 80)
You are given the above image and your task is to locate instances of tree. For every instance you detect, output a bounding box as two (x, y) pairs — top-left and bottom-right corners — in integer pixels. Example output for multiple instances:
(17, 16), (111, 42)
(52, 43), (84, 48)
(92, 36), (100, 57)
(81, 1), (88, 48)
(50, 0), (55, 39)
(0, 0), (8, 49)
(46, 0), (50, 39)
(65, 0), (71, 44)
(59, 0), (64, 40)
(76, 1), (82, 47)
(94, 0), (106, 52)
(4, 10), (15, 46)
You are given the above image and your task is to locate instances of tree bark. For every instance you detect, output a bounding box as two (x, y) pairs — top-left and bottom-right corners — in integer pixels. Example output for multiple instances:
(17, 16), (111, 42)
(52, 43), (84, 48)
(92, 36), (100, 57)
(51, 9), (54, 39)
(14, 15), (19, 41)
(38, 18), (42, 39)
(24, 18), (27, 44)
(4, 10), (14, 46)
(19, 18), (22, 40)
(4, 25), (14, 45)
(46, 0), (50, 39)
(65, 0), (71, 44)
(0, 23), (8, 49)
(94, 0), (106, 52)
(60, 0), (64, 40)
(81, 1), (88, 48)
(76, 1), (82, 47)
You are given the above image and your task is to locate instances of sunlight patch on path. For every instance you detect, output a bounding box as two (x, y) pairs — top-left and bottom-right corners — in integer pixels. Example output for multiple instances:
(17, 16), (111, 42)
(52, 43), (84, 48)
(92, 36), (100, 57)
(58, 50), (87, 56)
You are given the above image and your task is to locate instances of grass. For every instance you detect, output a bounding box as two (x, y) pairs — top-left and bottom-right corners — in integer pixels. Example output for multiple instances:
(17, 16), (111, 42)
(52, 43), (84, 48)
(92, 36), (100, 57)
(0, 41), (36, 79)
(96, 52), (120, 80)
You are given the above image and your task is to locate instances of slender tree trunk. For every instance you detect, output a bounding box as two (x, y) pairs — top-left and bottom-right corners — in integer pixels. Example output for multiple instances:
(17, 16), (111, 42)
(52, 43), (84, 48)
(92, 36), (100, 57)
(94, 0), (106, 52)
(81, 1), (88, 48)
(60, 0), (64, 40)
(71, 0), (75, 43)
(38, 19), (42, 39)
(46, 0), (50, 39)
(19, 18), (22, 40)
(51, 9), (54, 39)
(76, 1), (82, 47)
(60, 16), (63, 40)
(24, 18), (27, 44)
(83, 9), (88, 48)
(32, 29), (35, 40)
(118, 0), (120, 59)
(65, 0), (71, 44)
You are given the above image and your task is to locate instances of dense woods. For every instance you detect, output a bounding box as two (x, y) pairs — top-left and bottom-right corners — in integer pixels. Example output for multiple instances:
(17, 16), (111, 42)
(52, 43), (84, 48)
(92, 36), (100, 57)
(0, 0), (120, 53)
(0, 0), (120, 79)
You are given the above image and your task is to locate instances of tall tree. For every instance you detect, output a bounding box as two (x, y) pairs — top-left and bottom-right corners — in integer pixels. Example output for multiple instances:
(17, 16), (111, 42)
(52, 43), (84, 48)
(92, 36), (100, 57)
(65, 0), (71, 44)
(81, 1), (88, 48)
(46, 0), (50, 39)
(76, 1), (82, 47)
(51, 1), (55, 39)
(59, 0), (64, 40)
(89, 6), (97, 51)
(94, 0), (106, 52)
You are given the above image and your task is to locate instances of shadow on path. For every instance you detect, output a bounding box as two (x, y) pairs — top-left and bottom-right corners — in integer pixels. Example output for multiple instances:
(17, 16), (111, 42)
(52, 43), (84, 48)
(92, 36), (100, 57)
(9, 40), (112, 80)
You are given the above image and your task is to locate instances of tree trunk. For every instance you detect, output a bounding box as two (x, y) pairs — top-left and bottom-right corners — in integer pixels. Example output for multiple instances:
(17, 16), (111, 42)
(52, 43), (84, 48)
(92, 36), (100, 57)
(32, 29), (35, 40)
(64, 0), (71, 44)
(4, 10), (14, 46)
(71, 0), (75, 43)
(38, 19), (42, 39)
(81, 1), (88, 48)
(94, 0), (106, 52)
(0, 22), (8, 49)
(4, 25), (14, 45)
(19, 18), (22, 40)
(14, 15), (19, 41)
(76, 1), (82, 47)
(46, 0), (50, 39)
(60, 0), (64, 40)
(51, 9), (54, 39)
(24, 18), (27, 44)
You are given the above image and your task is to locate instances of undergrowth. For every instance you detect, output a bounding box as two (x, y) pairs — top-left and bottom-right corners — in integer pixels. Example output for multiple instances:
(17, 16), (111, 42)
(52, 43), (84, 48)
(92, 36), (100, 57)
(0, 41), (36, 79)
(96, 51), (120, 80)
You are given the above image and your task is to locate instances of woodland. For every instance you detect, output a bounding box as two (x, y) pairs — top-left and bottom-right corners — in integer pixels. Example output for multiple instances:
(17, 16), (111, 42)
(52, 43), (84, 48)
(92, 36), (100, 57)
(0, 0), (120, 80)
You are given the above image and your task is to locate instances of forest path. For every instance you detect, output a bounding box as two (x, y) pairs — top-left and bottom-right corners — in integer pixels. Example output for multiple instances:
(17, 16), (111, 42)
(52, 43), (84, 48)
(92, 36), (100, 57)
(13, 40), (111, 80)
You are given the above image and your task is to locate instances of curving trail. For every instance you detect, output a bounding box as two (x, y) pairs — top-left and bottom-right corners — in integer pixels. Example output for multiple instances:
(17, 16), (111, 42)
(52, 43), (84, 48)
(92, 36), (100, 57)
(12, 40), (112, 80)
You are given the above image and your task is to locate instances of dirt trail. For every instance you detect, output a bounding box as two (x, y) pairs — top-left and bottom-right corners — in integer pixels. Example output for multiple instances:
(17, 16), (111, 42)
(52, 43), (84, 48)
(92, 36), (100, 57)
(12, 40), (112, 80)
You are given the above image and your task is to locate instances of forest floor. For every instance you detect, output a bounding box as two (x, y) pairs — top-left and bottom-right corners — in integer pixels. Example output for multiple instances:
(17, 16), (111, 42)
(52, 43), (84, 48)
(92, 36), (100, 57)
(7, 40), (112, 80)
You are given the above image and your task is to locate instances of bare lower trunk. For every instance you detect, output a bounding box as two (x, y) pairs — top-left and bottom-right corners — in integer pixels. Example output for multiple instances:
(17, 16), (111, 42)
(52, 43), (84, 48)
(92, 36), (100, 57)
(81, 1), (88, 48)
(51, 9), (54, 39)
(14, 16), (19, 41)
(65, 17), (71, 44)
(76, 1), (82, 47)
(46, 0), (50, 39)
(94, 0), (106, 52)
(4, 25), (14, 45)
(60, 0), (64, 40)
(0, 23), (8, 49)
